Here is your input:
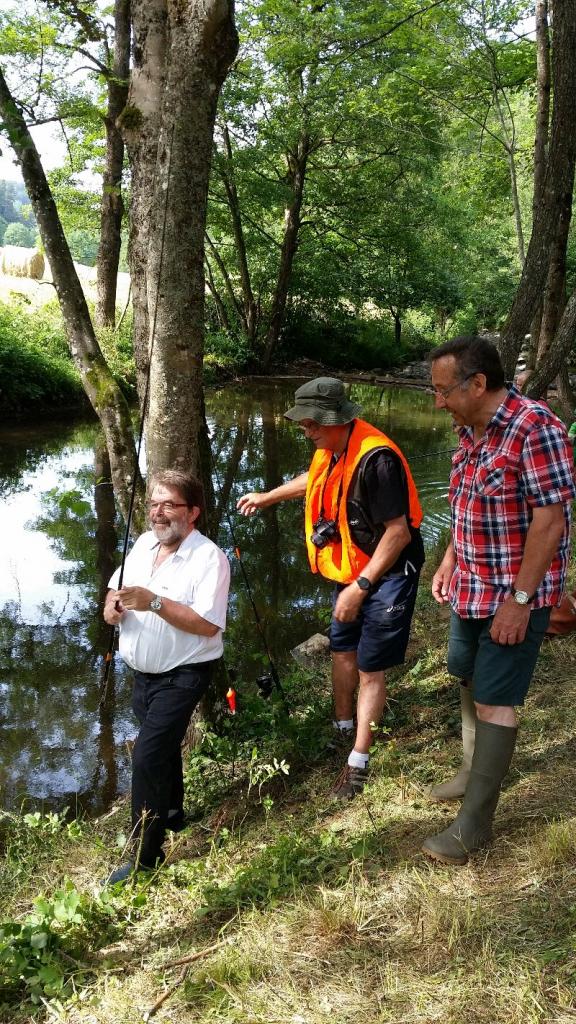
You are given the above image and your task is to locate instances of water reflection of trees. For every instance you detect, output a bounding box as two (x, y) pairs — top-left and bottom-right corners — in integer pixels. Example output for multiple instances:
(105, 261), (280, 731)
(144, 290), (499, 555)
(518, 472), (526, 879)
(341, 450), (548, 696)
(0, 421), (97, 499)
(0, 433), (133, 813)
(208, 383), (327, 683)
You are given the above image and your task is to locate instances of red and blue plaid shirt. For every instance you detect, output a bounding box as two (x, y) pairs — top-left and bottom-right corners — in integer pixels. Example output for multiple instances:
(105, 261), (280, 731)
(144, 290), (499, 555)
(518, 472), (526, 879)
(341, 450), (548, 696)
(448, 385), (575, 618)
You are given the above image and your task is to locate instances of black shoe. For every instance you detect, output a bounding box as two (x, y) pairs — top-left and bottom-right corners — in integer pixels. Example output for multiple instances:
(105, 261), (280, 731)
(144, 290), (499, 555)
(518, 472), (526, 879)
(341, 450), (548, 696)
(102, 850), (165, 887)
(330, 763), (368, 800)
(166, 809), (190, 833)
(325, 727), (355, 754)
(103, 861), (137, 886)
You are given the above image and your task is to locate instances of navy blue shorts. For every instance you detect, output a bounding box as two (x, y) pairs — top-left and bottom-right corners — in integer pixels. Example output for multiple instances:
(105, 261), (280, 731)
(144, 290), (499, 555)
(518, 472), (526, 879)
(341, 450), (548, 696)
(329, 568), (420, 673)
(447, 608), (551, 705)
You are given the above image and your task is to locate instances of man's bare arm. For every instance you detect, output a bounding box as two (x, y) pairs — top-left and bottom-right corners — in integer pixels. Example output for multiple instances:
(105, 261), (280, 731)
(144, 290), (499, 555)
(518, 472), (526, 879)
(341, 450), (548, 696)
(490, 503), (566, 645)
(237, 472), (309, 515)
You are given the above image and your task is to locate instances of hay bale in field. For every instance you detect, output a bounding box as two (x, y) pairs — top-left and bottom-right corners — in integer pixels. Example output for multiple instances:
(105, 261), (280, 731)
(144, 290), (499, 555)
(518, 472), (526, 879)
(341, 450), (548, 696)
(0, 245), (45, 280)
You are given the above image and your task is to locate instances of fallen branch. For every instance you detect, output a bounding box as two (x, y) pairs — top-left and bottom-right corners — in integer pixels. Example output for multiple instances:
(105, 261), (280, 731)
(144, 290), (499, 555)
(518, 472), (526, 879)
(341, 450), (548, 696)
(143, 965), (190, 1021)
(142, 939), (230, 1020)
(164, 937), (229, 968)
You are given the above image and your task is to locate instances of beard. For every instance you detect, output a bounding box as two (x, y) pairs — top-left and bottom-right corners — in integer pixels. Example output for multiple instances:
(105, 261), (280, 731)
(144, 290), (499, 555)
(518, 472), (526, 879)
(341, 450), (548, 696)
(152, 519), (186, 545)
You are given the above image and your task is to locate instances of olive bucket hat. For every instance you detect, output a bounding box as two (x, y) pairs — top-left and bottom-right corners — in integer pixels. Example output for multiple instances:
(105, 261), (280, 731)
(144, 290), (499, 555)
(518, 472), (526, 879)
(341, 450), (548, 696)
(284, 377), (361, 425)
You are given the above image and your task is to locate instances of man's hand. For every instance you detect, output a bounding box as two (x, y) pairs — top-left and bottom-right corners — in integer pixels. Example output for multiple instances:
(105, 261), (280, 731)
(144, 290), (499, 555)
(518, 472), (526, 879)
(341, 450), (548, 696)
(490, 597), (531, 645)
(432, 549), (456, 604)
(116, 586), (155, 612)
(333, 583), (366, 622)
(237, 492), (267, 516)
(103, 590), (125, 625)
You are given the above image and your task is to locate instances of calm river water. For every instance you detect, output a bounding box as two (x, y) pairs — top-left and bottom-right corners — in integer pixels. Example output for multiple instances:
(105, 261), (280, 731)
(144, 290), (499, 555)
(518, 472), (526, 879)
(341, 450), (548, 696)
(0, 378), (455, 814)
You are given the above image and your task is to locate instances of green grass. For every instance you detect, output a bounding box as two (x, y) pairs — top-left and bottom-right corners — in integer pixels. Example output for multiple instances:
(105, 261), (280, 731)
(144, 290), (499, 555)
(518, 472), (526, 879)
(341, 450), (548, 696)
(2, 588), (576, 1023)
(0, 298), (136, 421)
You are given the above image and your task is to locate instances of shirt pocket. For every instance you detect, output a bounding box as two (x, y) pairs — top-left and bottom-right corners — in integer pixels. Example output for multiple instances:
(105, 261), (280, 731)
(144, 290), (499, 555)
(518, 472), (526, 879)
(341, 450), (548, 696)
(475, 453), (509, 496)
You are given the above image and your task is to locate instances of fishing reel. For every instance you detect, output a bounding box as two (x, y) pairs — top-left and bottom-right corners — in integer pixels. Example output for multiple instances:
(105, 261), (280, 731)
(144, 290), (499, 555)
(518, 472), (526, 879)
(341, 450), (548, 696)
(255, 673), (274, 699)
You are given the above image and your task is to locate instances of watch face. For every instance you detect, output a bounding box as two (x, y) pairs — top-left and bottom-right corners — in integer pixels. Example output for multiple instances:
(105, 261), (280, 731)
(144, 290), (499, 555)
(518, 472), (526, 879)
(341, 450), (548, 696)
(150, 595), (162, 611)
(356, 576), (371, 591)
(514, 590), (529, 605)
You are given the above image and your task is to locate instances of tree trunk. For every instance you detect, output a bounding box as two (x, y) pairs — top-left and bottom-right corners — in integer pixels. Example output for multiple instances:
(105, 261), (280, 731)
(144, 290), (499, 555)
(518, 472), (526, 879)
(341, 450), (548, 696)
(533, 0), (551, 222)
(523, 1), (550, 379)
(95, 0), (131, 329)
(219, 121), (258, 344)
(525, 288), (576, 398)
(394, 312), (402, 348)
(536, 211), (569, 362)
(0, 65), (142, 522)
(120, 0), (167, 406)
(94, 439), (119, 619)
(556, 365), (574, 424)
(123, 0), (238, 479)
(262, 135), (310, 371)
(499, 3), (576, 377)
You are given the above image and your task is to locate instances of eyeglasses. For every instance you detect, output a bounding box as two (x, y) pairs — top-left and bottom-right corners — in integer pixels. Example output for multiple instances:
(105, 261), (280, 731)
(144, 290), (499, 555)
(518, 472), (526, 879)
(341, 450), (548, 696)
(148, 501), (189, 513)
(433, 374), (474, 400)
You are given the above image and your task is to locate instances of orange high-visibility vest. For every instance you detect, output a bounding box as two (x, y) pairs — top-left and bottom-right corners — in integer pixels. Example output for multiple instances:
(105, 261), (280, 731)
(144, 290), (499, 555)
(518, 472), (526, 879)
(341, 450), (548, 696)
(304, 418), (423, 584)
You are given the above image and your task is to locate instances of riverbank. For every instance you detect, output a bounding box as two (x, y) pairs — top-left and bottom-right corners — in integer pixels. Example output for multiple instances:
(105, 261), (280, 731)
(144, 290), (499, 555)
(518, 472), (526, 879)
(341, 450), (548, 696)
(2, 580), (576, 1024)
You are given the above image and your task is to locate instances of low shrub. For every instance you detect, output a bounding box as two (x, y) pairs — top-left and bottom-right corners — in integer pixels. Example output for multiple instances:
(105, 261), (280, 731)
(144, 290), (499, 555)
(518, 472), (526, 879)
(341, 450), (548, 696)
(0, 299), (136, 420)
(279, 307), (432, 370)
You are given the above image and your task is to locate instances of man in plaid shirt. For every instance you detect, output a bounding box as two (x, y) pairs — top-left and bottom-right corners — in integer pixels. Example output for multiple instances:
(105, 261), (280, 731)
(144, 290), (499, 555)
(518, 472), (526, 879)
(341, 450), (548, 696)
(423, 335), (575, 865)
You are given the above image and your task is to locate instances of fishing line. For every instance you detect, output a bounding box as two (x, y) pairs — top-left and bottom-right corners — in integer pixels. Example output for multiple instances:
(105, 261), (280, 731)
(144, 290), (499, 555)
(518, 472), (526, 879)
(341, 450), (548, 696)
(100, 121), (176, 705)
(209, 446), (289, 713)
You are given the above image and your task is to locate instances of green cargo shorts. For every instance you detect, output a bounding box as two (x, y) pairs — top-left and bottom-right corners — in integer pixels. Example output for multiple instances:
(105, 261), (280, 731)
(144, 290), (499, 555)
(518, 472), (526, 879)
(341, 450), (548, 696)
(447, 607), (551, 706)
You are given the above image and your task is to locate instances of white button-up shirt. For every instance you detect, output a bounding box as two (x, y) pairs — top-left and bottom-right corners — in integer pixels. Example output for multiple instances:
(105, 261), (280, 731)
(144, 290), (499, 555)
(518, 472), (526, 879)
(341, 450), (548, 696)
(108, 528), (230, 673)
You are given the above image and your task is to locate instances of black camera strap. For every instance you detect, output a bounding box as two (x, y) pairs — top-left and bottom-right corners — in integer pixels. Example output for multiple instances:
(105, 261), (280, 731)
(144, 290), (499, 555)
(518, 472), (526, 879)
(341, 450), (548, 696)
(318, 421), (355, 524)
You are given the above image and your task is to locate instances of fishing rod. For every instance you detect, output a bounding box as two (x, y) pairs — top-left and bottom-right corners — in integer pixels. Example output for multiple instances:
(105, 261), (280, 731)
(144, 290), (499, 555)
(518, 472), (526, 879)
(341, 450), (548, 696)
(409, 448), (456, 460)
(99, 122), (176, 706)
(209, 449), (289, 713)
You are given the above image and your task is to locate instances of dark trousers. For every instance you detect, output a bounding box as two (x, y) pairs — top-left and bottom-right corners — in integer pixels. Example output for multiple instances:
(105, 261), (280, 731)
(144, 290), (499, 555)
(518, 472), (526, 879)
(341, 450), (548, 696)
(131, 662), (212, 867)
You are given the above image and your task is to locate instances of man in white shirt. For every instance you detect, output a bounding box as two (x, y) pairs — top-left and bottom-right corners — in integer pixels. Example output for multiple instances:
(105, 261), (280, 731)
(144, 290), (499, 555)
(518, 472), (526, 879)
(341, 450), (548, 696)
(103, 470), (230, 883)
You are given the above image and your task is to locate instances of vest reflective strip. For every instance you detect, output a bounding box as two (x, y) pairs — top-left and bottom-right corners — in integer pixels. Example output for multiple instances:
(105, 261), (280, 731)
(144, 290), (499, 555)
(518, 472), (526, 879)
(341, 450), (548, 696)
(304, 419), (422, 584)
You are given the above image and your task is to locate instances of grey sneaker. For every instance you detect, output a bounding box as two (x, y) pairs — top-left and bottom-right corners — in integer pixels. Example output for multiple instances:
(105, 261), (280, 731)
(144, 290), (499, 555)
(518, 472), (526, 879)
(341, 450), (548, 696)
(330, 763), (368, 800)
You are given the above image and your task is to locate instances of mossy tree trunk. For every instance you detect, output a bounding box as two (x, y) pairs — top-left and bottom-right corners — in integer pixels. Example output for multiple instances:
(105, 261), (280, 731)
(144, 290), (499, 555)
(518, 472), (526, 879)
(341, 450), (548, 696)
(0, 65), (143, 523)
(95, 0), (131, 330)
(122, 0), (238, 482)
(500, 2), (576, 379)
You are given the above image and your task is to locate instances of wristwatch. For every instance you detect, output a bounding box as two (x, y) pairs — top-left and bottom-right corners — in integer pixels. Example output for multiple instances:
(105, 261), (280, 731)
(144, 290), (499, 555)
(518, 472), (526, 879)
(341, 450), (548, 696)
(356, 576), (372, 593)
(149, 594), (163, 612)
(511, 587), (534, 606)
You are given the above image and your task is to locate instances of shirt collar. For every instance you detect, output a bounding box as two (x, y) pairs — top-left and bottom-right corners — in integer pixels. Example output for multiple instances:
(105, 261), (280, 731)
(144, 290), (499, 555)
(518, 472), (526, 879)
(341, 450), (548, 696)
(458, 383), (518, 446)
(145, 527), (202, 560)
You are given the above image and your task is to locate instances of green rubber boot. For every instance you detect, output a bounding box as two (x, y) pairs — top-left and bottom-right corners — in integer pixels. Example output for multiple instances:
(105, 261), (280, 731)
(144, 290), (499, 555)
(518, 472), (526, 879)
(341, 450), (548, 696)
(422, 720), (517, 865)
(428, 682), (476, 802)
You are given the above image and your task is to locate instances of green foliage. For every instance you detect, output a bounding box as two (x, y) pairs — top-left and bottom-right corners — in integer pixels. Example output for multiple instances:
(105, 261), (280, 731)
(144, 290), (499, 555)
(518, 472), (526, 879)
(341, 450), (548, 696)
(0, 298), (135, 419)
(0, 300), (84, 418)
(0, 880), (116, 1006)
(67, 228), (99, 266)
(3, 221), (36, 247)
(281, 308), (431, 370)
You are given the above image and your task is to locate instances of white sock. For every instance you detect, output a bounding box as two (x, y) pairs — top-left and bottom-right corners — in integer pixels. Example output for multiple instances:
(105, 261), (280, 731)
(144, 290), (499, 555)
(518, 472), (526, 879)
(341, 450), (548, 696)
(348, 749), (369, 769)
(333, 719), (354, 732)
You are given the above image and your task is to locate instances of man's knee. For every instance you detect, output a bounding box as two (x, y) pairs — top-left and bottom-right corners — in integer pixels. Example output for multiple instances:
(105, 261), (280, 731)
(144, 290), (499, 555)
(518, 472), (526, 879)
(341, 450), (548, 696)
(475, 702), (516, 726)
(358, 669), (386, 691)
(332, 650), (357, 668)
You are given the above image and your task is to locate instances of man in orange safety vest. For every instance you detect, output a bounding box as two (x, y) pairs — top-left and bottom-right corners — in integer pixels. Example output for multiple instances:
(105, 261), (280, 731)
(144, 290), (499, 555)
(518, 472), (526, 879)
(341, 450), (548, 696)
(237, 377), (424, 799)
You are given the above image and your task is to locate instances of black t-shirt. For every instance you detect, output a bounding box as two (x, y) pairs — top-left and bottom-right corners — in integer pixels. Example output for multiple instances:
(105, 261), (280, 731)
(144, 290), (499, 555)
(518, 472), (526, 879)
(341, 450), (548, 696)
(345, 447), (425, 575)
